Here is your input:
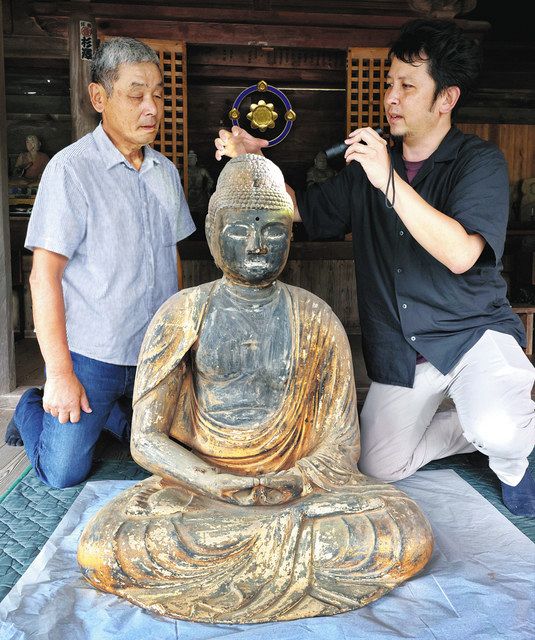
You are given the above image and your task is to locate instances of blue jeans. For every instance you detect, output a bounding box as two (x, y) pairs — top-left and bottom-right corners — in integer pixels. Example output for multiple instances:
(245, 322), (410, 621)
(15, 351), (136, 488)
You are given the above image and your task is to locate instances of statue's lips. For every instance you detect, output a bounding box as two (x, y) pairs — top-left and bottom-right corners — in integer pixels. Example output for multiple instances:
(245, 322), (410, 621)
(243, 256), (272, 268)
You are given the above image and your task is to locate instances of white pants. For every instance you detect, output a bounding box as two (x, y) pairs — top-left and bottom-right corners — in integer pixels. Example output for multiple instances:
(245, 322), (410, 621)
(359, 330), (535, 486)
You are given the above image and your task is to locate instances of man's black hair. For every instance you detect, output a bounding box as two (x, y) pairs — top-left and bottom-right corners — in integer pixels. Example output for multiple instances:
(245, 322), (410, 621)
(389, 19), (482, 115)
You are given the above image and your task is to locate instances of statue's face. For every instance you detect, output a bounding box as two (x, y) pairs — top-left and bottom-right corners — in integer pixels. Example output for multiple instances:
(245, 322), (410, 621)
(315, 153), (327, 169)
(26, 137), (37, 152)
(219, 209), (291, 285)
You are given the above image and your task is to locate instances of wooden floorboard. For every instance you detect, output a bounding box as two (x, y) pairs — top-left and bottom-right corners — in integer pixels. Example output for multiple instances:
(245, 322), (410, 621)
(0, 409), (29, 496)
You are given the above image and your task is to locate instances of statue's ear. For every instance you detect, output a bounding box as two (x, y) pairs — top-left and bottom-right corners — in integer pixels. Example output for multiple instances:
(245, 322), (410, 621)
(88, 82), (106, 114)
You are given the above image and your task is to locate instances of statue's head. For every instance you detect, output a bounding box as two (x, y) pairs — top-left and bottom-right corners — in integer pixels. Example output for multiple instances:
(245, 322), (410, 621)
(207, 154), (293, 286)
(26, 135), (40, 152)
(315, 152), (327, 169)
(188, 150), (198, 167)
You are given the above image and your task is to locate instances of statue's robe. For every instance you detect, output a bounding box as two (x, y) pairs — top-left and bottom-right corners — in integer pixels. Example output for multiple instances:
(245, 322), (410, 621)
(78, 282), (433, 623)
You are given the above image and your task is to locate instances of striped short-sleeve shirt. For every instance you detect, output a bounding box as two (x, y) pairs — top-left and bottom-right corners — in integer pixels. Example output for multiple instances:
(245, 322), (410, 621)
(25, 123), (195, 365)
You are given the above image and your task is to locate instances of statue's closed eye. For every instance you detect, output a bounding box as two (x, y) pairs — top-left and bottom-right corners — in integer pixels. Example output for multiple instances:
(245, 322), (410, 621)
(224, 223), (249, 239)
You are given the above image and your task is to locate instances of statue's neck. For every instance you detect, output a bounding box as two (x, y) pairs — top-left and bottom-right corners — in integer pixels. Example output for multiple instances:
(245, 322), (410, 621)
(220, 277), (280, 307)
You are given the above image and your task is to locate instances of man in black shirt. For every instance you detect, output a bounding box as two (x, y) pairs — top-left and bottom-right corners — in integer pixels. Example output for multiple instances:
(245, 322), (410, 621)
(214, 19), (535, 516)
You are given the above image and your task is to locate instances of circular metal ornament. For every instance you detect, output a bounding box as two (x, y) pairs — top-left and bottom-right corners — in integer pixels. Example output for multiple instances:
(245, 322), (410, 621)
(228, 80), (296, 147)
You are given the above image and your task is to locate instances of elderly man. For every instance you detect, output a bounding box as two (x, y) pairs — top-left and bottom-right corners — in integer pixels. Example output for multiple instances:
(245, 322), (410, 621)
(6, 37), (195, 488)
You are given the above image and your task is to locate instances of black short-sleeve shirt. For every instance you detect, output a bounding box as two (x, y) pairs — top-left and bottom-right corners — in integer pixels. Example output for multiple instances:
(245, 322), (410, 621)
(296, 126), (525, 388)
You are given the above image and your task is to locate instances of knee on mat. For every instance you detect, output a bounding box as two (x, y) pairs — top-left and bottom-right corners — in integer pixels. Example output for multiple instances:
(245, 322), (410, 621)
(358, 455), (407, 483)
(36, 462), (90, 489)
(467, 416), (532, 459)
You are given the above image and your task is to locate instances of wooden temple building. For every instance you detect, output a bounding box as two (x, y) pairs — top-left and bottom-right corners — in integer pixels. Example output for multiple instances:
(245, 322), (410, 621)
(0, 0), (534, 488)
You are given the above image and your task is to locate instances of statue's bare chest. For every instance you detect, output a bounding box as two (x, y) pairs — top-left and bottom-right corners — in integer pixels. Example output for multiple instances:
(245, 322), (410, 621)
(192, 290), (292, 425)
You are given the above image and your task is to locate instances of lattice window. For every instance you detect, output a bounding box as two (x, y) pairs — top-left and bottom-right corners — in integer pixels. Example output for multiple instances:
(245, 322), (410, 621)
(347, 48), (390, 137)
(99, 37), (188, 193)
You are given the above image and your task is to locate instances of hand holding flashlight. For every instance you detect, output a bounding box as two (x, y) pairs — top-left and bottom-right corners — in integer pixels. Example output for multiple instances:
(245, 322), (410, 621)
(324, 127), (384, 161)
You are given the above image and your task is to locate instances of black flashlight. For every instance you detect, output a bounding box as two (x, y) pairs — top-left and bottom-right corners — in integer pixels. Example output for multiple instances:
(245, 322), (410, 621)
(324, 127), (384, 161)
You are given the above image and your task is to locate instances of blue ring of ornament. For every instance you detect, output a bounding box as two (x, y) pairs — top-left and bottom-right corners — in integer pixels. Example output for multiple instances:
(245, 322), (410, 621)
(231, 83), (294, 147)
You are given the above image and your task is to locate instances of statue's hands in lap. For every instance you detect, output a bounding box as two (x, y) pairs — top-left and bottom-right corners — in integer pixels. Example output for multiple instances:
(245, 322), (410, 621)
(253, 469), (304, 506)
(206, 469), (303, 507)
(205, 471), (258, 506)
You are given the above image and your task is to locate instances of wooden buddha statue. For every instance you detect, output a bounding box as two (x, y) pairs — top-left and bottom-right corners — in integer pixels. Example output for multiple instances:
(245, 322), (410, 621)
(78, 154), (433, 623)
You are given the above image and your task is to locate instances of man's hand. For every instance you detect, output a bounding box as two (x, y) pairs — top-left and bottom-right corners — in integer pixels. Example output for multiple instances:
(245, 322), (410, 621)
(344, 127), (390, 191)
(43, 371), (92, 424)
(214, 125), (268, 161)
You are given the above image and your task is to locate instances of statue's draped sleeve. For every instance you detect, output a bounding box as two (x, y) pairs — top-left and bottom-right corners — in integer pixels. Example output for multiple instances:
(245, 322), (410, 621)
(133, 283), (212, 405)
(288, 286), (361, 491)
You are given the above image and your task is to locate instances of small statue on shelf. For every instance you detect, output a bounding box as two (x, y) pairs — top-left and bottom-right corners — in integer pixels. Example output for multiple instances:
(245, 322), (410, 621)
(187, 150), (214, 237)
(306, 151), (336, 188)
(11, 135), (50, 184)
(520, 177), (535, 224)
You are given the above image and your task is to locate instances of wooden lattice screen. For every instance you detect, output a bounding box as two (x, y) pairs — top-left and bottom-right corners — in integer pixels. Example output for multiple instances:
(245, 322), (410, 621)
(100, 37), (188, 193)
(346, 48), (390, 137)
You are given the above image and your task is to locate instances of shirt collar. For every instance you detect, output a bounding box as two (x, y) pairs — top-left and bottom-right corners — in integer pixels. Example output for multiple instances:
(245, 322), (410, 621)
(429, 126), (464, 163)
(392, 126), (463, 188)
(392, 125), (463, 164)
(92, 122), (160, 171)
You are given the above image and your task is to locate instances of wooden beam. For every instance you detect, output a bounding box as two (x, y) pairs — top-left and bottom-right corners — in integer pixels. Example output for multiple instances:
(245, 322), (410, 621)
(0, 2), (17, 394)
(97, 20), (401, 49)
(30, 2), (416, 28)
(69, 16), (99, 141)
(3, 34), (68, 59)
(31, 1), (490, 31)
(31, 1), (490, 47)
(188, 65), (345, 85)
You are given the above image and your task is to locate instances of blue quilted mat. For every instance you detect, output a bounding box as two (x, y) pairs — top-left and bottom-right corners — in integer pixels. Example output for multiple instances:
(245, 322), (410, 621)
(0, 452), (533, 604)
(0, 458), (149, 601)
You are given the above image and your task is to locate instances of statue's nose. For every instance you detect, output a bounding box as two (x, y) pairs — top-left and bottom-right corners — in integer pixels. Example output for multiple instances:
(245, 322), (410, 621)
(247, 229), (268, 254)
(248, 245), (268, 255)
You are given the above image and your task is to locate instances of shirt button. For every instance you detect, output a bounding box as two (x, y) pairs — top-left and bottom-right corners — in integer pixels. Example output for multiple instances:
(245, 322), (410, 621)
(399, 230), (404, 236)
(410, 336), (416, 342)
(397, 268), (403, 274)
(402, 303), (408, 309)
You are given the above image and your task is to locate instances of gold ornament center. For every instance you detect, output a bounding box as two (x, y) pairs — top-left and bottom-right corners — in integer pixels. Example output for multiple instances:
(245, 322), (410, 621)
(247, 100), (278, 132)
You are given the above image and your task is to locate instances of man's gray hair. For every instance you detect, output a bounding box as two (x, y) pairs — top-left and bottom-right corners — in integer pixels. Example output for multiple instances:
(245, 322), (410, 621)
(91, 37), (160, 95)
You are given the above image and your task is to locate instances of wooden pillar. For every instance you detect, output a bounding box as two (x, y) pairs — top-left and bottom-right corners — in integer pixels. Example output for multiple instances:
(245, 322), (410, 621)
(69, 15), (99, 141)
(0, 1), (16, 393)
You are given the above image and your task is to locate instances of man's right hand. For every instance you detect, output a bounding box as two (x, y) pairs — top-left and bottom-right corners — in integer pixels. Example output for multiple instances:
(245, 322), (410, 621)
(43, 371), (92, 424)
(214, 125), (268, 161)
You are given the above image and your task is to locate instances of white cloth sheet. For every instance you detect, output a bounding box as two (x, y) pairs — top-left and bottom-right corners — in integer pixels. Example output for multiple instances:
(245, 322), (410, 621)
(0, 470), (533, 640)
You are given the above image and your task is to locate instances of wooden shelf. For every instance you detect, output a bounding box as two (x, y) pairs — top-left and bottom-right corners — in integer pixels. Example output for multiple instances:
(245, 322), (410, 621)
(506, 222), (535, 236)
(178, 240), (354, 261)
(8, 198), (35, 206)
